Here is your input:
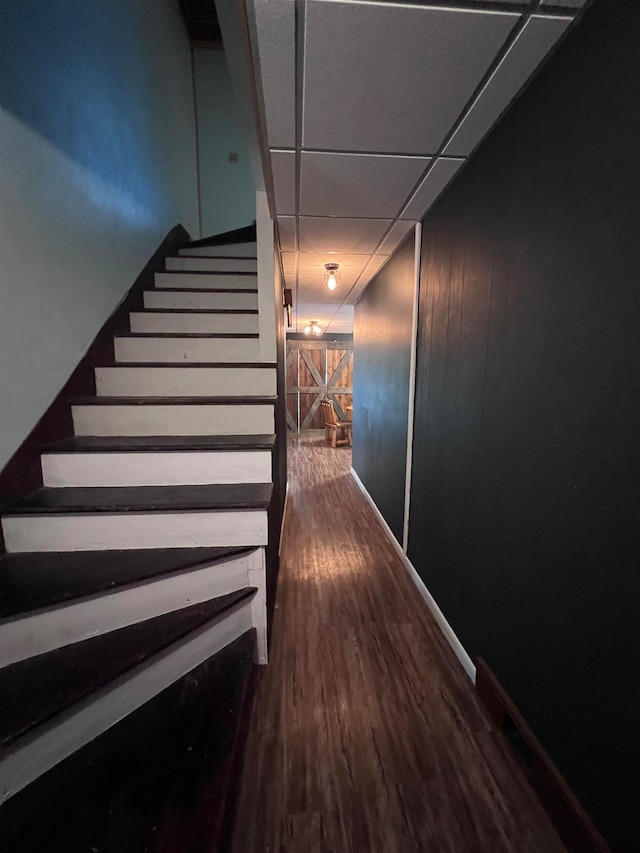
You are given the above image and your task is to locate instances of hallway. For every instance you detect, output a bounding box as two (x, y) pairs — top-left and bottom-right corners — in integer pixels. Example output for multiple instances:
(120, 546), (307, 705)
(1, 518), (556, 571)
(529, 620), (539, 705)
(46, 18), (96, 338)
(231, 434), (565, 852)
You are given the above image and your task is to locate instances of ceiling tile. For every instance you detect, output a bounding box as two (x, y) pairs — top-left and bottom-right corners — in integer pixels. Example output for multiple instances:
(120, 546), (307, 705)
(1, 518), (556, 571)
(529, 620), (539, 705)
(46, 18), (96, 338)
(350, 254), (391, 302)
(277, 216), (297, 251)
(360, 254), (389, 279)
(377, 221), (416, 256)
(400, 158), (465, 221)
(303, 1), (518, 154)
(281, 252), (298, 272)
(295, 303), (354, 334)
(297, 271), (360, 289)
(298, 252), (371, 275)
(444, 15), (572, 157)
(282, 252), (368, 302)
(297, 282), (349, 305)
(297, 272), (359, 306)
(299, 152), (430, 218)
(271, 149), (296, 214)
(254, 0), (296, 147)
(298, 217), (391, 254)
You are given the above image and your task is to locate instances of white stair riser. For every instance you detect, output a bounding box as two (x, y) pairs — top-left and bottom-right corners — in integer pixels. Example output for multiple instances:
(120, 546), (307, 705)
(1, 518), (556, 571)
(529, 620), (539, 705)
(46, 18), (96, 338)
(144, 290), (257, 311)
(72, 404), (275, 436)
(94, 366), (276, 398)
(179, 242), (257, 258)
(2, 509), (268, 552)
(130, 312), (258, 334)
(167, 257), (257, 273)
(155, 272), (257, 290)
(42, 450), (272, 487)
(0, 553), (257, 667)
(114, 336), (261, 363)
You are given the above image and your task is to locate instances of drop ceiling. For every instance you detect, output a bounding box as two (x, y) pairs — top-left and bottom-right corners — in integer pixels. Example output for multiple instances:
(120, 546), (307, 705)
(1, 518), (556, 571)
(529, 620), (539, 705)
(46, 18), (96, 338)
(248, 0), (588, 334)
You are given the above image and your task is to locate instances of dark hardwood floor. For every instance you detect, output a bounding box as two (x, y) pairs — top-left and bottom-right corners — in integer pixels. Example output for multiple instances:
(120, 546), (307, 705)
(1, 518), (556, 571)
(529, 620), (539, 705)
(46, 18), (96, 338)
(231, 432), (566, 853)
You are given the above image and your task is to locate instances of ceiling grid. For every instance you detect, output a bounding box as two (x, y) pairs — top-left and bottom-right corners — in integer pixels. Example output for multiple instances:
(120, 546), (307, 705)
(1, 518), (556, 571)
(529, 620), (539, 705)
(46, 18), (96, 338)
(251, 0), (587, 333)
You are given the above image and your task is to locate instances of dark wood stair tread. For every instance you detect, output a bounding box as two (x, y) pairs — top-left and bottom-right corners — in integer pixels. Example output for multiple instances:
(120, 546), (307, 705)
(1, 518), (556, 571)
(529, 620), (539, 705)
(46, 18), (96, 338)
(44, 434), (276, 453)
(132, 308), (258, 314)
(0, 630), (256, 852)
(93, 361), (276, 368)
(71, 395), (277, 405)
(175, 255), (258, 261)
(2, 483), (273, 514)
(0, 588), (256, 750)
(114, 332), (260, 338)
(0, 546), (254, 618)
(146, 287), (258, 294)
(161, 267), (257, 273)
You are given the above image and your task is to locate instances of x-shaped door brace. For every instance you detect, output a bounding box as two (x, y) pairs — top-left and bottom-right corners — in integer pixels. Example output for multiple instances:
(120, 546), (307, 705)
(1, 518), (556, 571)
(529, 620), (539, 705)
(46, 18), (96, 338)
(297, 348), (353, 430)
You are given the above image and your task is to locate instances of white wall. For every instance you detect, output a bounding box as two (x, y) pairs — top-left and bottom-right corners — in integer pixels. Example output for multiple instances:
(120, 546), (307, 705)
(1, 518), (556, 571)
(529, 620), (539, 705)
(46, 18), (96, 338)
(193, 49), (256, 237)
(0, 0), (199, 467)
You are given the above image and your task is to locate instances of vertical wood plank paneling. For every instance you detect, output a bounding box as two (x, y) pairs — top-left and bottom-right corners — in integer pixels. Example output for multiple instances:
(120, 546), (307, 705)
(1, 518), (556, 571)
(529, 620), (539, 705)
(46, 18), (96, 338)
(285, 347), (298, 389)
(327, 349), (352, 421)
(353, 234), (416, 543)
(438, 210), (468, 565)
(406, 1), (639, 848)
(412, 215), (453, 558)
(286, 339), (353, 431)
(299, 393), (319, 429)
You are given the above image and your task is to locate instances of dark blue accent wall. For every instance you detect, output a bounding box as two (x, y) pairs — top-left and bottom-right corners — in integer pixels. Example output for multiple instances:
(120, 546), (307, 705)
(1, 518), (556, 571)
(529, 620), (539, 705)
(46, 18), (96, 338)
(353, 231), (416, 543)
(407, 0), (639, 848)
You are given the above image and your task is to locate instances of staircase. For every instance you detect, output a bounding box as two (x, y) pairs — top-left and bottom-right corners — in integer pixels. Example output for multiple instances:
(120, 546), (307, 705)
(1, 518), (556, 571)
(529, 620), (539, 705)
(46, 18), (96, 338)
(0, 236), (278, 850)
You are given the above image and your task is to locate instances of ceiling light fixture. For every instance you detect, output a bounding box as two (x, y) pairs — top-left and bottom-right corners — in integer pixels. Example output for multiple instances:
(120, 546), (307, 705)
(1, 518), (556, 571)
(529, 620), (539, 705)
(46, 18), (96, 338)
(303, 320), (323, 337)
(324, 262), (340, 291)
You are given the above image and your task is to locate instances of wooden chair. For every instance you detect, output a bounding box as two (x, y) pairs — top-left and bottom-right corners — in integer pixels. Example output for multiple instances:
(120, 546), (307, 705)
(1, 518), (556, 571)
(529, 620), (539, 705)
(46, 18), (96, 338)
(320, 399), (352, 448)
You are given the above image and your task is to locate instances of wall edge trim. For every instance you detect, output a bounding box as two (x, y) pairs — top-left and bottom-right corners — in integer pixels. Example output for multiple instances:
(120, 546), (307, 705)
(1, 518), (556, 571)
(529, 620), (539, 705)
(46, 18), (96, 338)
(350, 465), (476, 684)
(402, 222), (421, 553)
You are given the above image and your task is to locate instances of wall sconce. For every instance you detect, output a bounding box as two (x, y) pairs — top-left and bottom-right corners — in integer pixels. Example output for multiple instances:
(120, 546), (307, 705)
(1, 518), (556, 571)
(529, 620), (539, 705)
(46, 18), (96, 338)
(283, 288), (293, 328)
(324, 262), (340, 291)
(303, 320), (322, 336)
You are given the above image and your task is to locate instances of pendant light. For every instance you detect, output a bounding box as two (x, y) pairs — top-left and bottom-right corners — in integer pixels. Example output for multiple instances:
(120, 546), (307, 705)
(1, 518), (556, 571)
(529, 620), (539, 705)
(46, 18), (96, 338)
(324, 263), (340, 291)
(303, 320), (322, 336)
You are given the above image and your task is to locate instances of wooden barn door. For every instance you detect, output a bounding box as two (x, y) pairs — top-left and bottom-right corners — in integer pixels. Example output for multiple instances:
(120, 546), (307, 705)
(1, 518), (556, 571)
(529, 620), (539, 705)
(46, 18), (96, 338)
(286, 339), (353, 431)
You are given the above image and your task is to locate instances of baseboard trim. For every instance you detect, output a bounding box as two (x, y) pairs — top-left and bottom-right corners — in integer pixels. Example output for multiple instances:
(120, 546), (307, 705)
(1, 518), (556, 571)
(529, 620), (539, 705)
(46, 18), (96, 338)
(350, 466), (476, 683)
(476, 658), (611, 853)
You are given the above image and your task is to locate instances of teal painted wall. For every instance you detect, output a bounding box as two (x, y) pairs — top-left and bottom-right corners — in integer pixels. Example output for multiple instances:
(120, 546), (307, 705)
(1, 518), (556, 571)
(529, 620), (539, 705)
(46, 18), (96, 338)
(407, 2), (639, 848)
(193, 49), (256, 237)
(0, 0), (199, 466)
(353, 233), (416, 544)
